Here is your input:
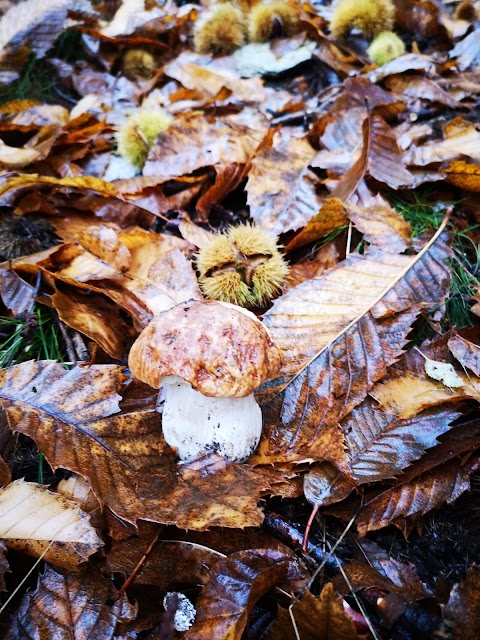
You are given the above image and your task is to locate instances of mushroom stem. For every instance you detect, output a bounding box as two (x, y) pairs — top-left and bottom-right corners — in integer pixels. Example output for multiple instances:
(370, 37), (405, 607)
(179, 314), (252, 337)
(161, 378), (262, 463)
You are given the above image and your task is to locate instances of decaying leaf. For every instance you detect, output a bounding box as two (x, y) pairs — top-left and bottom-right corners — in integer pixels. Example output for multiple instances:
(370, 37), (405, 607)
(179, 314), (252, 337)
(0, 362), (272, 529)
(440, 564), (480, 640)
(266, 583), (364, 640)
(253, 228), (451, 464)
(448, 334), (480, 376)
(0, 479), (103, 569)
(185, 549), (296, 640)
(5, 564), (138, 640)
(423, 354), (464, 388)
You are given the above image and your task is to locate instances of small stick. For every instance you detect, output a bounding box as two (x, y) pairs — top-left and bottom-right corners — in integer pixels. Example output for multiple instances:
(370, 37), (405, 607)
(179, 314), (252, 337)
(116, 530), (161, 598)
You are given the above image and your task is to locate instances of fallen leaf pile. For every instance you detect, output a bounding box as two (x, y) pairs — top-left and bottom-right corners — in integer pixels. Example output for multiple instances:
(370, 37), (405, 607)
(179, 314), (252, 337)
(0, 0), (480, 637)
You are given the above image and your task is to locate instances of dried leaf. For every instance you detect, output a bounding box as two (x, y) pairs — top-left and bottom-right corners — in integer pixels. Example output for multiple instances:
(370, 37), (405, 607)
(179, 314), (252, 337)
(144, 113), (262, 180)
(385, 75), (461, 109)
(0, 265), (36, 315)
(346, 195), (412, 253)
(449, 29), (480, 71)
(423, 355), (464, 387)
(196, 163), (249, 222)
(6, 564), (137, 640)
(247, 131), (321, 236)
(285, 198), (348, 252)
(443, 160), (480, 192)
(404, 119), (480, 166)
(266, 583), (363, 640)
(371, 370), (480, 419)
(344, 399), (461, 484)
(333, 112), (414, 200)
(253, 229), (451, 464)
(367, 53), (436, 83)
(0, 362), (271, 529)
(441, 565), (480, 640)
(184, 549), (293, 640)
(356, 454), (480, 535)
(0, 479), (103, 569)
(0, 541), (9, 592)
(78, 224), (132, 272)
(449, 334), (480, 377)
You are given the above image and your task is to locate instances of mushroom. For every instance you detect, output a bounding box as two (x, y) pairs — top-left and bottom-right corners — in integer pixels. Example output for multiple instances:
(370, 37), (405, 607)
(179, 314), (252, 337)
(128, 299), (282, 462)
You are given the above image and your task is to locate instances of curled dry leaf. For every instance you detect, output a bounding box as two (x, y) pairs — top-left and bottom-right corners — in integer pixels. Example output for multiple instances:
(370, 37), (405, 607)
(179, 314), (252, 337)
(5, 564), (138, 640)
(247, 130), (321, 236)
(0, 362), (272, 529)
(333, 112), (414, 200)
(448, 334), (480, 377)
(404, 118), (480, 166)
(184, 549), (296, 640)
(440, 564), (480, 640)
(266, 583), (364, 640)
(0, 479), (103, 569)
(253, 228), (452, 465)
(285, 198), (348, 253)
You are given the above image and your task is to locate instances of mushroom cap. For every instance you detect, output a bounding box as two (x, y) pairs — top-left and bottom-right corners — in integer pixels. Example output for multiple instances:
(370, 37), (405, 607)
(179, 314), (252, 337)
(128, 299), (282, 397)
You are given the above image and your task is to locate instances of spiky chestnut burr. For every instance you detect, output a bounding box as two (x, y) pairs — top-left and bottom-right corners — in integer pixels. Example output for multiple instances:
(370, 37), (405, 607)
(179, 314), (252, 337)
(197, 223), (289, 308)
(248, 1), (301, 42)
(330, 0), (395, 39)
(367, 31), (405, 65)
(193, 3), (248, 54)
(115, 109), (172, 170)
(122, 49), (156, 80)
(0, 211), (60, 261)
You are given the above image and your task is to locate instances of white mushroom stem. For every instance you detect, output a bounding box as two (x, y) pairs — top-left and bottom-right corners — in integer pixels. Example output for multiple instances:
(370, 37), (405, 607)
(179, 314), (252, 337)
(160, 377), (262, 462)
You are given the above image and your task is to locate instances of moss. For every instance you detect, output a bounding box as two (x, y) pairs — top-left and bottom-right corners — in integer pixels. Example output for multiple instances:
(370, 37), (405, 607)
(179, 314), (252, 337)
(330, 0), (395, 39)
(367, 31), (405, 65)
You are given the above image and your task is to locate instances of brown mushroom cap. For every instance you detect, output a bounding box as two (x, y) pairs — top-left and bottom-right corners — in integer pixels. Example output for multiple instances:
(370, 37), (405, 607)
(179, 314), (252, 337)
(128, 299), (282, 397)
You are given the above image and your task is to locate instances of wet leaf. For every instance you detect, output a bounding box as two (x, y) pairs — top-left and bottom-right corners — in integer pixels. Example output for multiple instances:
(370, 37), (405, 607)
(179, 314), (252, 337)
(333, 112), (414, 200)
(0, 265), (36, 315)
(5, 564), (137, 640)
(0, 362), (271, 529)
(184, 549), (294, 640)
(448, 334), (480, 377)
(0, 479), (103, 569)
(266, 583), (364, 640)
(441, 564), (480, 639)
(356, 453), (480, 535)
(253, 229), (451, 464)
(248, 130), (320, 236)
(304, 462), (354, 509)
(344, 399), (461, 484)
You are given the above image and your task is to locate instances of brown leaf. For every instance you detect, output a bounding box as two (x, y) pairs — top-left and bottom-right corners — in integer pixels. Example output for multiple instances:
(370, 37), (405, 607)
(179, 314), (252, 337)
(333, 112), (414, 200)
(304, 462), (354, 508)
(356, 454), (480, 536)
(0, 479), (103, 569)
(253, 229), (451, 464)
(441, 564), (480, 640)
(345, 194), (412, 253)
(196, 163), (249, 222)
(371, 370), (480, 419)
(5, 564), (137, 640)
(78, 224), (132, 272)
(287, 242), (340, 288)
(449, 29), (480, 71)
(367, 53), (436, 83)
(404, 118), (480, 166)
(0, 173), (120, 204)
(443, 160), (480, 192)
(144, 113), (262, 180)
(184, 549), (293, 640)
(266, 583), (364, 640)
(344, 399), (461, 484)
(0, 452), (10, 487)
(385, 74), (461, 109)
(0, 362), (271, 529)
(0, 541), (9, 592)
(285, 198), (348, 252)
(448, 334), (480, 377)
(247, 131), (321, 236)
(0, 265), (36, 315)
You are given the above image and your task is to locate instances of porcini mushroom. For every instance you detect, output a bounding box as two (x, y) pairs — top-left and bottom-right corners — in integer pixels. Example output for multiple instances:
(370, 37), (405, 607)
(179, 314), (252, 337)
(128, 300), (282, 462)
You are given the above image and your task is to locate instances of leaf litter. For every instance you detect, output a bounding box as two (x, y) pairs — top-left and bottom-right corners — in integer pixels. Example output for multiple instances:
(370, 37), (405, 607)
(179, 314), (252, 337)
(0, 0), (480, 637)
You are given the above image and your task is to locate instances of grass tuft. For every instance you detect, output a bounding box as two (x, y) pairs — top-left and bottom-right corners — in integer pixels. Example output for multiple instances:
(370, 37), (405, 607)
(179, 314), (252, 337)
(0, 305), (65, 369)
